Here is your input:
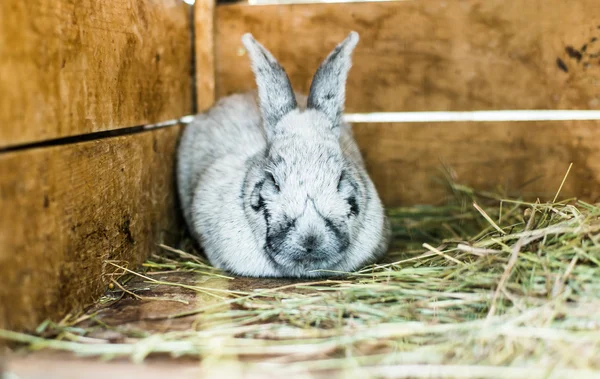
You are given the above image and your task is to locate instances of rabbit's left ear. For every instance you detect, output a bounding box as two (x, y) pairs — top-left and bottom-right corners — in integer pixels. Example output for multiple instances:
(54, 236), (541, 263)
(242, 33), (297, 135)
(307, 32), (359, 129)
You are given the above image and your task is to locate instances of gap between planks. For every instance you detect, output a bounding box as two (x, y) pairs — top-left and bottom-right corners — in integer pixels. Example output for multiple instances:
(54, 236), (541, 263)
(0, 119), (186, 155)
(10, 109), (592, 154)
(180, 110), (600, 125)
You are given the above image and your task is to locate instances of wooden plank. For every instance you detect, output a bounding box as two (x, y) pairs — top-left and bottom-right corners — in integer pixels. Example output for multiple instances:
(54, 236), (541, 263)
(195, 0), (217, 111)
(352, 121), (600, 206)
(5, 354), (210, 379)
(6, 355), (206, 379)
(0, 0), (192, 148)
(0, 127), (181, 331)
(214, 0), (600, 113)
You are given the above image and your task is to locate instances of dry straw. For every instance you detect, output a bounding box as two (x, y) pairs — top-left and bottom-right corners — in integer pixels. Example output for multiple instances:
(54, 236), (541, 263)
(1, 173), (599, 377)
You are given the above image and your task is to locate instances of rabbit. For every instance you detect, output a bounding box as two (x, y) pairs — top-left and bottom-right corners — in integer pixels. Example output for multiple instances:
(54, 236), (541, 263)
(177, 31), (390, 278)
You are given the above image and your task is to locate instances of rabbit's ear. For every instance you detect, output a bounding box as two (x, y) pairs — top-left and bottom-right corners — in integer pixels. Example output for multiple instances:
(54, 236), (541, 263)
(307, 32), (359, 129)
(242, 33), (297, 133)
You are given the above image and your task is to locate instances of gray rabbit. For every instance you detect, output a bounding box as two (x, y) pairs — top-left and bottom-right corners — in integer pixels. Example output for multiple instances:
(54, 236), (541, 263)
(177, 32), (390, 277)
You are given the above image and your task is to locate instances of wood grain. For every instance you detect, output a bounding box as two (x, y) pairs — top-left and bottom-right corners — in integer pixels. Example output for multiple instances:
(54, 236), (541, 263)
(0, 0), (192, 148)
(352, 121), (600, 206)
(215, 0), (600, 113)
(0, 127), (181, 331)
(195, 0), (217, 111)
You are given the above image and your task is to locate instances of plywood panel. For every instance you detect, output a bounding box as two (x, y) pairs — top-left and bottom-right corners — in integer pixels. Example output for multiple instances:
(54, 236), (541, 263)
(214, 0), (600, 113)
(0, 0), (192, 148)
(353, 121), (600, 206)
(0, 127), (181, 331)
(195, 0), (217, 111)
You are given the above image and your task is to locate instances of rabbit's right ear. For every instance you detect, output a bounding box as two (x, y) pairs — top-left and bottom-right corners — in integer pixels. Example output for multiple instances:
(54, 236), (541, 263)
(242, 34), (297, 135)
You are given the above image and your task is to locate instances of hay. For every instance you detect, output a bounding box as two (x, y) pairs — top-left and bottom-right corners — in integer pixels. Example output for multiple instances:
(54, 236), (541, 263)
(1, 180), (600, 377)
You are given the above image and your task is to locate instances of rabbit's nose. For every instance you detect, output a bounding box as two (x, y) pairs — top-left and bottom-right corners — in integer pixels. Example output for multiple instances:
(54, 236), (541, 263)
(301, 234), (321, 254)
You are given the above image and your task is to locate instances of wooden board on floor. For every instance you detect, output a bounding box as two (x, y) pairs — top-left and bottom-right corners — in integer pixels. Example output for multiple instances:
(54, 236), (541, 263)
(4, 352), (332, 379)
(353, 120), (600, 206)
(0, 127), (181, 331)
(0, 0), (192, 148)
(214, 0), (600, 113)
(5, 355), (207, 379)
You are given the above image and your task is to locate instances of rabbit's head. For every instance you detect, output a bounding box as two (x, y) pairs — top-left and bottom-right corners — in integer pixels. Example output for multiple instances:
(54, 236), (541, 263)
(242, 32), (366, 276)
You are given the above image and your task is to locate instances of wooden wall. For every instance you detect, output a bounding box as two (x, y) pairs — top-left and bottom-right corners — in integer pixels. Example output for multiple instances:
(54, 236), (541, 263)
(0, 0), (192, 331)
(210, 0), (600, 205)
(0, 0), (192, 148)
(2, 0), (600, 331)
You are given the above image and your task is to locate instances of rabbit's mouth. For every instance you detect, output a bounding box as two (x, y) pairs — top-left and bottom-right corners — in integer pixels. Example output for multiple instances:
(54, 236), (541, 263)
(263, 207), (351, 274)
(265, 240), (348, 274)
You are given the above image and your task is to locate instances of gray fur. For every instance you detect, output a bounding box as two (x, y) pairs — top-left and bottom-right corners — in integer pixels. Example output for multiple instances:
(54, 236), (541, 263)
(241, 34), (297, 136)
(177, 32), (390, 278)
(307, 32), (358, 129)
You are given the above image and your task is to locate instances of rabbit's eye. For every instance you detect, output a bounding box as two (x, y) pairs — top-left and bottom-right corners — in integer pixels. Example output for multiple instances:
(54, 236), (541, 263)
(347, 196), (359, 217)
(266, 172), (280, 192)
(250, 182), (265, 211)
(337, 171), (346, 192)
